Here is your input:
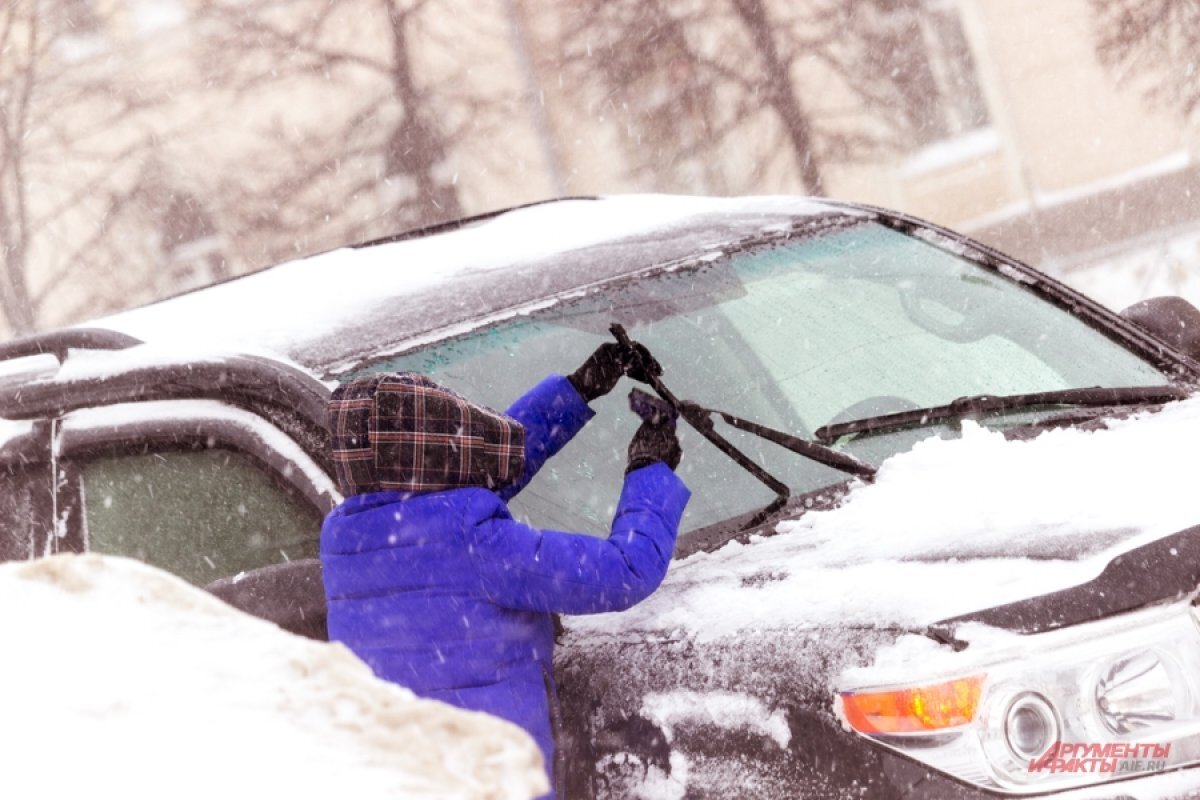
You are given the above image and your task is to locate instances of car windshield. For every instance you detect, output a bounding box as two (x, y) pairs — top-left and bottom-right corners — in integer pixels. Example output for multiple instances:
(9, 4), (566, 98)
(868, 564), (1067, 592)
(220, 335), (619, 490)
(357, 219), (1169, 544)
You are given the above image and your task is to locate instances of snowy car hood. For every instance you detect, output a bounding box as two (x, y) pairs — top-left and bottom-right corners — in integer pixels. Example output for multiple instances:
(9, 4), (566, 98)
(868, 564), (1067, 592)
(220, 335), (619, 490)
(566, 394), (1200, 643)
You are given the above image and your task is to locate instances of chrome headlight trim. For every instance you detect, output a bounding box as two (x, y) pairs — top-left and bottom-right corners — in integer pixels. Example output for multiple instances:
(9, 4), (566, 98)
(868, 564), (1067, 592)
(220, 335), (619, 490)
(837, 599), (1200, 794)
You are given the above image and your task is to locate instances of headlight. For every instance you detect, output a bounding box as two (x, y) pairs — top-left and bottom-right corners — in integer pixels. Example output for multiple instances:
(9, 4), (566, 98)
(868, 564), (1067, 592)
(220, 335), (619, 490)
(836, 600), (1200, 794)
(1093, 649), (1187, 734)
(1004, 692), (1059, 761)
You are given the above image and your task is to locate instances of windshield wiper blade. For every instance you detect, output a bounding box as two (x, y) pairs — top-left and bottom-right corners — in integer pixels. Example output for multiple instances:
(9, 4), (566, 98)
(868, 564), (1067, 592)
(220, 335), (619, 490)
(814, 384), (1192, 443)
(609, 324), (876, 539)
(609, 324), (791, 504)
(681, 401), (876, 481)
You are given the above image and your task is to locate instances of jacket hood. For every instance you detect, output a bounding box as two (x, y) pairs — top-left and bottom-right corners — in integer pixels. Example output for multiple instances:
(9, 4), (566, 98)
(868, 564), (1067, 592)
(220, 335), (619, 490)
(327, 372), (525, 496)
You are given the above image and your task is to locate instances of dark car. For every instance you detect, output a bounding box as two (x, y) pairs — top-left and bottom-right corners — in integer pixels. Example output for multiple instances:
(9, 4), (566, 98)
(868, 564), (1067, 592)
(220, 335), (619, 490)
(3, 196), (1200, 798)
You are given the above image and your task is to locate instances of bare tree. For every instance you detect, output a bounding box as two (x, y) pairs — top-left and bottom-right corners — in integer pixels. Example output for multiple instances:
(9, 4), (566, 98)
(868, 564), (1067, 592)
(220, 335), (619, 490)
(382, 1), (462, 220)
(193, 0), (530, 254)
(0, 5), (38, 334)
(1090, 0), (1200, 118)
(0, 3), (184, 336)
(3, 0), (554, 337)
(728, 0), (824, 193)
(548, 0), (990, 195)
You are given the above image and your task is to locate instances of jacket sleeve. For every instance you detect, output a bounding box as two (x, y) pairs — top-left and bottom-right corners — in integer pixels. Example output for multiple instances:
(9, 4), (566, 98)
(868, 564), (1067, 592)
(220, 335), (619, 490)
(497, 374), (595, 502)
(467, 464), (691, 614)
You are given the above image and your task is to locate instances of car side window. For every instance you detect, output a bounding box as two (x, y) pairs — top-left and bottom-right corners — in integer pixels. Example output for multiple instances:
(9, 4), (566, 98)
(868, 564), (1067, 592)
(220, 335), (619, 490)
(78, 448), (321, 586)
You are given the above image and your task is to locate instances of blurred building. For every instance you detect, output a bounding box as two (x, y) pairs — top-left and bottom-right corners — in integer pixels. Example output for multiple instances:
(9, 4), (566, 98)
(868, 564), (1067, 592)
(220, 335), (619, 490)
(830, 0), (1200, 307)
(3, 0), (1198, 338)
(525, 0), (1200, 308)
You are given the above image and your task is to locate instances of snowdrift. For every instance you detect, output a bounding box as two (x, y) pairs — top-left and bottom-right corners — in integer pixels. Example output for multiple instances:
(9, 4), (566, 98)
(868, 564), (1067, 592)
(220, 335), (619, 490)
(0, 553), (546, 800)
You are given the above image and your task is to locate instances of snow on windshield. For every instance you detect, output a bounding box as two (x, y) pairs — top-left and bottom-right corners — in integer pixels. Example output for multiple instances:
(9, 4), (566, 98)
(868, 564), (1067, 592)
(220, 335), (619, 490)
(0, 554), (545, 800)
(566, 394), (1200, 643)
(96, 195), (835, 356)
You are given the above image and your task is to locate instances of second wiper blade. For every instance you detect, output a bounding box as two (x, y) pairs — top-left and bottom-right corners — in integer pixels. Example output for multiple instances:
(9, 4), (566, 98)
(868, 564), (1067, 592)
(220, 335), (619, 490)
(815, 384), (1192, 443)
(682, 401), (877, 481)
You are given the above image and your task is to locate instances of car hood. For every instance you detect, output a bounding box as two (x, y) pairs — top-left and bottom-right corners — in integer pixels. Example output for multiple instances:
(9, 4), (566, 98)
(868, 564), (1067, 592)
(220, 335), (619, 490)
(555, 396), (1200, 797)
(565, 393), (1200, 646)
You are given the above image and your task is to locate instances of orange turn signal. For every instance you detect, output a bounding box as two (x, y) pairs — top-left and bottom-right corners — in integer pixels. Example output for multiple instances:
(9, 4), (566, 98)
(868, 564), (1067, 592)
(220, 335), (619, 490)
(841, 675), (984, 735)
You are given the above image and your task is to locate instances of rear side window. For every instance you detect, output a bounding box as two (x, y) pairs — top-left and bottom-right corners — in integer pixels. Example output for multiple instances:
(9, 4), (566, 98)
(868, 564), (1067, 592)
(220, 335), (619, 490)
(80, 448), (320, 585)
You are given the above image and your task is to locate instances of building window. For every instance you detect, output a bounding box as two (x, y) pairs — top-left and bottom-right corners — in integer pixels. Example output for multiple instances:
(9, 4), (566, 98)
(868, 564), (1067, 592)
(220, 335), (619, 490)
(889, 0), (990, 148)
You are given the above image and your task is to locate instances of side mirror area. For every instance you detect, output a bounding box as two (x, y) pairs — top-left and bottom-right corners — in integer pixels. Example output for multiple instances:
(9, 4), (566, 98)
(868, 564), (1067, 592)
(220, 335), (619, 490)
(206, 558), (327, 641)
(1120, 295), (1200, 362)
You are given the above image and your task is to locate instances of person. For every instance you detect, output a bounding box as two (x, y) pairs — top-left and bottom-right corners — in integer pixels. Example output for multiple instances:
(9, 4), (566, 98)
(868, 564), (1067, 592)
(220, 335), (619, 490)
(319, 342), (691, 799)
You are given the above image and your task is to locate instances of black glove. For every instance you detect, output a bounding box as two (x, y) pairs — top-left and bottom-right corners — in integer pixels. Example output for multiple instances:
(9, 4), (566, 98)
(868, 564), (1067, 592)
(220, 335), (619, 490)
(626, 420), (682, 474)
(568, 342), (662, 402)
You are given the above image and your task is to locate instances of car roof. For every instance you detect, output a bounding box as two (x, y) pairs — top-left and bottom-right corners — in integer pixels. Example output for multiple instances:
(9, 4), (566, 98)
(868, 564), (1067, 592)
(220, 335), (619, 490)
(92, 195), (847, 378)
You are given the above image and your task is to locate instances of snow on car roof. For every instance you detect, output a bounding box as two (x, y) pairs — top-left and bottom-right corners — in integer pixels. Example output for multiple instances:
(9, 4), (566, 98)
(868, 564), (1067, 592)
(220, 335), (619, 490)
(0, 553), (546, 799)
(93, 195), (840, 376)
(565, 394), (1200, 644)
(0, 416), (32, 448)
(60, 398), (340, 499)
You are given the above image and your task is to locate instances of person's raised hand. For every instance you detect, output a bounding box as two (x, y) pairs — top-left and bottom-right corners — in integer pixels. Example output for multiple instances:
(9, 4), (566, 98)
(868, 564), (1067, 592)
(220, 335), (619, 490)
(626, 420), (682, 474)
(568, 341), (662, 402)
(568, 342), (626, 401)
(622, 341), (662, 385)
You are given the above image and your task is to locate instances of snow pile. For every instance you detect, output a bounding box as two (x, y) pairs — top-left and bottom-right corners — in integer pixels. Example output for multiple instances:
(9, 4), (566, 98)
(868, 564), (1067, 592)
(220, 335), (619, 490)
(0, 554), (546, 800)
(568, 395), (1200, 642)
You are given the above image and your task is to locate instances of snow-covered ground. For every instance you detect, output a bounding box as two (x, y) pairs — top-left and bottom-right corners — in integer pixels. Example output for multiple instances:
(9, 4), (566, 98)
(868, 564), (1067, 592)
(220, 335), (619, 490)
(0, 554), (547, 800)
(1062, 228), (1200, 311)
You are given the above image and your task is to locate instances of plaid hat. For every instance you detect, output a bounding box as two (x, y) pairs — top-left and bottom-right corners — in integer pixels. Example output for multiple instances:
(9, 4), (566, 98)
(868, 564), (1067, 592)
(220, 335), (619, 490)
(328, 372), (525, 497)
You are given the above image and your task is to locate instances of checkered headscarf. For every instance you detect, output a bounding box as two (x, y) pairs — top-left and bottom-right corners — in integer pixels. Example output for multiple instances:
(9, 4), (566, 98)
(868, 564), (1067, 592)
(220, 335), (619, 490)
(327, 372), (526, 497)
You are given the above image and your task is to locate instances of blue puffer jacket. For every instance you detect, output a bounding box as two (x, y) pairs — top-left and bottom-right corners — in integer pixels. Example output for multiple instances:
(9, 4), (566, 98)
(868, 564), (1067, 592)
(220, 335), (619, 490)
(320, 375), (690, 797)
